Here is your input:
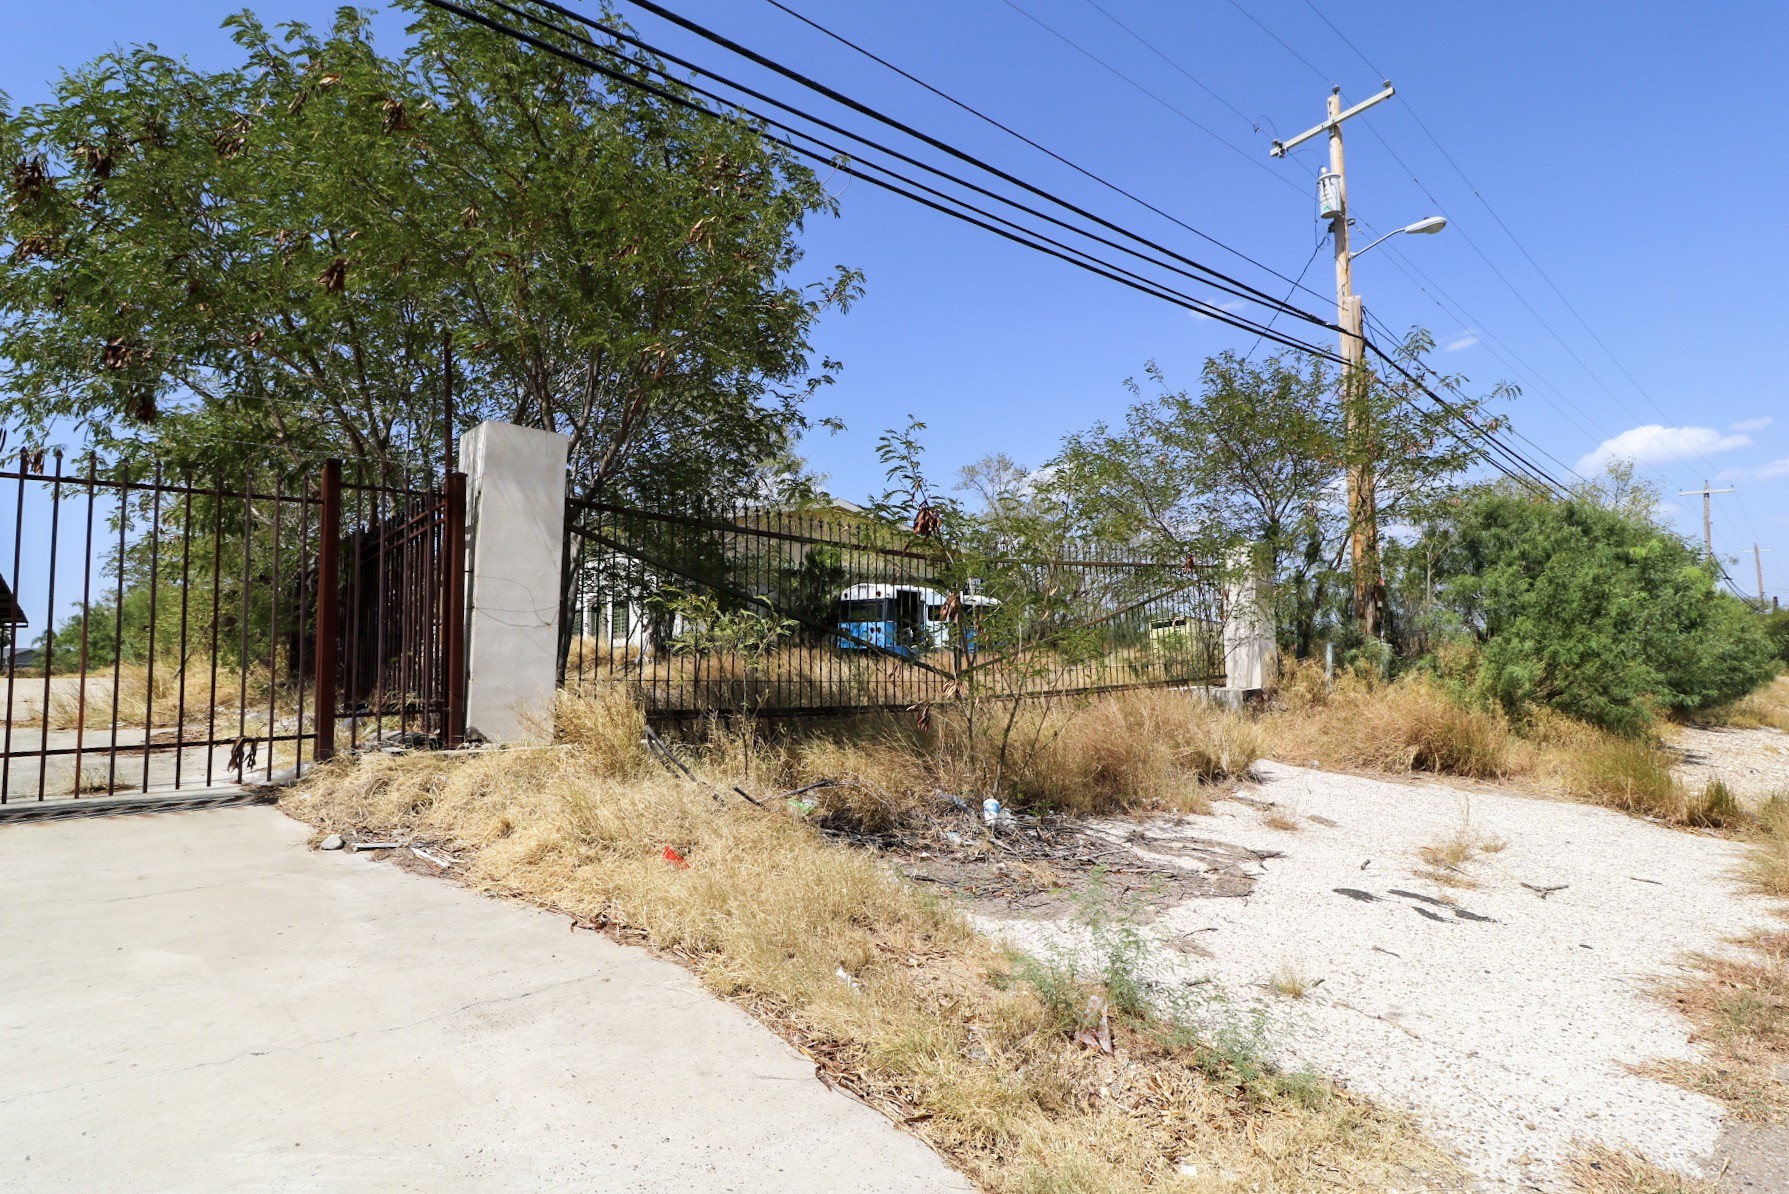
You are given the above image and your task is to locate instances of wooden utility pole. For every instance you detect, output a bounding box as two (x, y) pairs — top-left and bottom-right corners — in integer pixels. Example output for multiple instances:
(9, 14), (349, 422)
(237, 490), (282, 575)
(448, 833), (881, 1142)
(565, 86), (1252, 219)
(1678, 480), (1734, 561)
(1273, 84), (1398, 638)
(1753, 544), (1773, 605)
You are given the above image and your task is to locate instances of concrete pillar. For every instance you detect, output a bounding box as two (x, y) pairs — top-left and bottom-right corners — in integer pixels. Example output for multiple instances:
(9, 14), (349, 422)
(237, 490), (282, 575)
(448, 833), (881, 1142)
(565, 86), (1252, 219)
(459, 421), (569, 743)
(1222, 543), (1278, 695)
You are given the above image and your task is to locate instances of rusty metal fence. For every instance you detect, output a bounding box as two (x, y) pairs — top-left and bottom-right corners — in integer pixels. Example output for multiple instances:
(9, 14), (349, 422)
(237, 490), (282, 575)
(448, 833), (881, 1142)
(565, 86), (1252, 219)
(0, 443), (464, 805)
(563, 498), (1224, 717)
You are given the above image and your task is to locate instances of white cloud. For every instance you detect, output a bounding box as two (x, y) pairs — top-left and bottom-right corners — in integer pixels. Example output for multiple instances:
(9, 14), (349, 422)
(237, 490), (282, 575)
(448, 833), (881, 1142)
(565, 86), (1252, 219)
(1445, 334), (1479, 352)
(1731, 416), (1774, 432)
(1190, 299), (1247, 322)
(1717, 457), (1789, 483)
(1756, 458), (1789, 480)
(1575, 424), (1753, 474)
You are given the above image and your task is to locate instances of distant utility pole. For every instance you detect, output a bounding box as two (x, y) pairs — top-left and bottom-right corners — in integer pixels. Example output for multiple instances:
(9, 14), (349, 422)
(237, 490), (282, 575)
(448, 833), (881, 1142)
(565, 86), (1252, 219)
(1272, 84), (1399, 640)
(1753, 544), (1773, 605)
(1678, 480), (1734, 561)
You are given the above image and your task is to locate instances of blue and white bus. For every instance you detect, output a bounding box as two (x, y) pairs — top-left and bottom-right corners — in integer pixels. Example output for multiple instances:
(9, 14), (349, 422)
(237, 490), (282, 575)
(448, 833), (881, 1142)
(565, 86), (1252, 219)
(833, 583), (997, 659)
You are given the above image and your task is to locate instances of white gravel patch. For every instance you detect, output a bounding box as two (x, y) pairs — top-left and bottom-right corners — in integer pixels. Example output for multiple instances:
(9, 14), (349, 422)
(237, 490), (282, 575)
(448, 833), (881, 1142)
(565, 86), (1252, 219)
(1671, 723), (1789, 803)
(977, 761), (1781, 1192)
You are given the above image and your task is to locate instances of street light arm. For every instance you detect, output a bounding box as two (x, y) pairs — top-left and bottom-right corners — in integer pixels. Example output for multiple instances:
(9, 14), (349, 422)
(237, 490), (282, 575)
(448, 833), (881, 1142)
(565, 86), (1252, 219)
(1350, 216), (1447, 261)
(1350, 228), (1406, 260)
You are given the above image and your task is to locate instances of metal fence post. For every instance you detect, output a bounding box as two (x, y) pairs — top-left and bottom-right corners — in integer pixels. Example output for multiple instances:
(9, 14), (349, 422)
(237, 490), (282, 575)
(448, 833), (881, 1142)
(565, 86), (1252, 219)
(313, 460), (342, 763)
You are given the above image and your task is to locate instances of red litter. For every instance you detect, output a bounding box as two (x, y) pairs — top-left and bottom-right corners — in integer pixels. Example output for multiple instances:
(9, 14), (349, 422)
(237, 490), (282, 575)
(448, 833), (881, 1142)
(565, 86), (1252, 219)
(662, 846), (691, 869)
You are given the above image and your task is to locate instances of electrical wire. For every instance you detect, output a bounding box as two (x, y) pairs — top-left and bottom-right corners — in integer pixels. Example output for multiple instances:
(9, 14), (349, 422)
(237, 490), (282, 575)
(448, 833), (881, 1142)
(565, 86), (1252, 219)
(1280, 1), (1765, 550)
(757, 0), (1318, 304)
(988, 0), (1306, 199)
(1073, 0), (1268, 133)
(415, 0), (1569, 497)
(738, 2), (1566, 496)
(532, 0), (1328, 326)
(434, 0), (1337, 350)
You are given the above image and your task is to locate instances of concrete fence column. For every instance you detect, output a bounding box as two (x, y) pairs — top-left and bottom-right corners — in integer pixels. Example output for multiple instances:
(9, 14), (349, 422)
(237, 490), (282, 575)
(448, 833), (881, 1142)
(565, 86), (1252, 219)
(459, 421), (570, 743)
(1222, 543), (1278, 696)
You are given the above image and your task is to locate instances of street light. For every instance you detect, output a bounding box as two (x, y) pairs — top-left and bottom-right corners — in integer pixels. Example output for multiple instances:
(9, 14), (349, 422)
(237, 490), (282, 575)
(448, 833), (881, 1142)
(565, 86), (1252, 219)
(1350, 215), (1447, 260)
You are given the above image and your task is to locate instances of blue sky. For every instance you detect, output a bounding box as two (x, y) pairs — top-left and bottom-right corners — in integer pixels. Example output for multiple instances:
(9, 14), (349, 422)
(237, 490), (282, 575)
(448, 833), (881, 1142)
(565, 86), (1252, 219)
(4, 0), (1786, 597)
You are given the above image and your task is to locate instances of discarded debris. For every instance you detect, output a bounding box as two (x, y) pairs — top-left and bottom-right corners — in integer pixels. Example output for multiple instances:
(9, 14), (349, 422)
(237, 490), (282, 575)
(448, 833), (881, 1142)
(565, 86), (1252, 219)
(350, 840), (402, 852)
(1072, 993), (1113, 1054)
(412, 846), (453, 869)
(1627, 876), (1663, 886)
(662, 846), (691, 869)
(1521, 883), (1569, 899)
(835, 965), (861, 991)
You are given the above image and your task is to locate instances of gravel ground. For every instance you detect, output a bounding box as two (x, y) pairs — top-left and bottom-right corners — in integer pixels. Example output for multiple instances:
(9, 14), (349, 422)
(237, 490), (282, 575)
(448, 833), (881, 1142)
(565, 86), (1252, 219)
(1672, 723), (1789, 802)
(978, 761), (1781, 1192)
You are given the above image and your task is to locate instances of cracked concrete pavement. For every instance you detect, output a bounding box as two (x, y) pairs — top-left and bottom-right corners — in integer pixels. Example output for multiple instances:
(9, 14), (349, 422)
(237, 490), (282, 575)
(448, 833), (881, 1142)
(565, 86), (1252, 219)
(0, 807), (973, 1192)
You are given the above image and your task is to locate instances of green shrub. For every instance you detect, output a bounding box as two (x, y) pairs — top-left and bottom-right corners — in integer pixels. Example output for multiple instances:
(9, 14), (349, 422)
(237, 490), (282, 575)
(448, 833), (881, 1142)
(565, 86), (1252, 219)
(1428, 490), (1777, 736)
(1761, 610), (1789, 665)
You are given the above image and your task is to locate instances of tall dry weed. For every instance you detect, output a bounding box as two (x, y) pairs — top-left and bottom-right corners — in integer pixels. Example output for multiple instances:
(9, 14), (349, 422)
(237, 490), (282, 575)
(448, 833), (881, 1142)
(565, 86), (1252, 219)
(1269, 674), (1509, 780)
(1005, 689), (1262, 814)
(1712, 674), (1789, 732)
(766, 689), (1262, 825)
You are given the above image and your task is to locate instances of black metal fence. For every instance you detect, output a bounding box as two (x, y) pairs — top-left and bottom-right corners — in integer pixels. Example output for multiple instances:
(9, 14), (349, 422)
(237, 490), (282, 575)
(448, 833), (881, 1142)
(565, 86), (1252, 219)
(563, 498), (1224, 716)
(0, 443), (464, 805)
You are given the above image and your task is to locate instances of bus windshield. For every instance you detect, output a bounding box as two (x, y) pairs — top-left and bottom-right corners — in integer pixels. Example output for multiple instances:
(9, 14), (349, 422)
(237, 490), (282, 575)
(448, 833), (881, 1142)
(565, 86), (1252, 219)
(837, 599), (887, 622)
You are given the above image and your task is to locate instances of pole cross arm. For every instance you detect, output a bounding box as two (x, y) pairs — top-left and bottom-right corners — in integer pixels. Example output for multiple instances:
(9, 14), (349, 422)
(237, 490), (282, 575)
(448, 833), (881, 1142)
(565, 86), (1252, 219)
(1270, 84), (1396, 157)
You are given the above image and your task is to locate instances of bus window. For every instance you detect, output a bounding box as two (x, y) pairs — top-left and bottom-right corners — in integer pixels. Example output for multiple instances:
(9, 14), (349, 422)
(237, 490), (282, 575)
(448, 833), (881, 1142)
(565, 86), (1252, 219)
(838, 599), (886, 622)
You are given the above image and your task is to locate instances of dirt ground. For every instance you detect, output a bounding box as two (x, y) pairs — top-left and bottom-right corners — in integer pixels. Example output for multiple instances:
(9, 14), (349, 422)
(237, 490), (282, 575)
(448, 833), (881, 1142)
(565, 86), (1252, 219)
(970, 761), (1786, 1193)
(1671, 723), (1789, 803)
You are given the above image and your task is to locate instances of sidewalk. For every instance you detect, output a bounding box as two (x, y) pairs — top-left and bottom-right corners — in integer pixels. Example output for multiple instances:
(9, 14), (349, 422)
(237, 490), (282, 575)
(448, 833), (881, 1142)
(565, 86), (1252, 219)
(0, 808), (972, 1192)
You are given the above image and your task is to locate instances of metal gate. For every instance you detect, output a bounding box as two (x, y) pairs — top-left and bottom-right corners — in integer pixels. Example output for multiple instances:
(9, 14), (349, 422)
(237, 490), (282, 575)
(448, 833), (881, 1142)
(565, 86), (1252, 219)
(0, 444), (465, 807)
(563, 497), (1225, 717)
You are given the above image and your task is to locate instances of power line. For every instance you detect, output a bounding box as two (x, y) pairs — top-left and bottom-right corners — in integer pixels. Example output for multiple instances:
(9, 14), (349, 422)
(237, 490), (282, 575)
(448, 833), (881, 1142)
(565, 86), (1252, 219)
(439, 0), (1338, 347)
(755, 0), (1324, 308)
(417, 0), (1567, 497)
(987, 0), (1308, 199)
(554, 0), (1328, 325)
(1223, 0), (1331, 85)
(1073, 0), (1267, 134)
(1281, 2), (1765, 546)
(745, 4), (1564, 496)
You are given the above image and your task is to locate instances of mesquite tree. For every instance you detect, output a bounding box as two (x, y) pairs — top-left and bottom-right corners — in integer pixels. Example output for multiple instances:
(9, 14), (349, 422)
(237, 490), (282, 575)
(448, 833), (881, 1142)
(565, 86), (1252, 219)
(0, 1), (858, 502)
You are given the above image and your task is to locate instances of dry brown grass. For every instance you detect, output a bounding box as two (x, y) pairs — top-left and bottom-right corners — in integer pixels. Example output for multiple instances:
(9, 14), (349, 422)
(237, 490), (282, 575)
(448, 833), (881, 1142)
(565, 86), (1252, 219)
(1267, 961), (1316, 1000)
(1710, 673), (1789, 732)
(15, 660), (291, 732)
(1745, 796), (1789, 897)
(1002, 689), (1263, 815)
(1267, 671), (1510, 781)
(1412, 810), (1508, 890)
(1560, 1145), (1718, 1194)
(768, 688), (1262, 829)
(1646, 930), (1789, 1123)
(281, 687), (1455, 1193)
(1259, 666), (1764, 831)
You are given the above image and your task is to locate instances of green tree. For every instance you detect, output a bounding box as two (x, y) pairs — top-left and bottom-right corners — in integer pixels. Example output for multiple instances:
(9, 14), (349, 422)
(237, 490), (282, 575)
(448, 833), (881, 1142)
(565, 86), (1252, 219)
(0, 1), (857, 501)
(1427, 487), (1775, 734)
(1048, 339), (1503, 657)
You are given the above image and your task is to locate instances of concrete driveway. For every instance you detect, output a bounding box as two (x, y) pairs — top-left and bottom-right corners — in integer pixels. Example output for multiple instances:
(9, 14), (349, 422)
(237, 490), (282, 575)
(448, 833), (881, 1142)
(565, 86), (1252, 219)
(0, 808), (973, 1192)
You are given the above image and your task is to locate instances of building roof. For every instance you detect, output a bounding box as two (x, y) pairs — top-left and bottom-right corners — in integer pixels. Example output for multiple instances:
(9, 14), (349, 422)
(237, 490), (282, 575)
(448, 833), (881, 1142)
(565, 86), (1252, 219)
(0, 574), (27, 625)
